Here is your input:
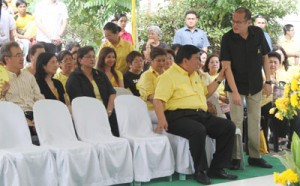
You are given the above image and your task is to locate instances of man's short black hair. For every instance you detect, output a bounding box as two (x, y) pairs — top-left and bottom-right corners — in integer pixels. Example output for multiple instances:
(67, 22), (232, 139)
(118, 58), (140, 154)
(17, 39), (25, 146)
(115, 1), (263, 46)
(235, 7), (251, 21)
(16, 0), (27, 7)
(175, 45), (200, 64)
(283, 24), (294, 35)
(185, 10), (198, 18)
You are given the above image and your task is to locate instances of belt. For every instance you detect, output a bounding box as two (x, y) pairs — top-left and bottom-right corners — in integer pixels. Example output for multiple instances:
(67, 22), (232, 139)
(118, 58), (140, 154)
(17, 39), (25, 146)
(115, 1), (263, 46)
(166, 108), (204, 113)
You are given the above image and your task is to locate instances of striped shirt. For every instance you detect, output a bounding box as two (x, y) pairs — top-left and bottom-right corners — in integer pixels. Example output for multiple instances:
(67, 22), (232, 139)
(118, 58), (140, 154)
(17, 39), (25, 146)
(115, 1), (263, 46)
(2, 70), (44, 111)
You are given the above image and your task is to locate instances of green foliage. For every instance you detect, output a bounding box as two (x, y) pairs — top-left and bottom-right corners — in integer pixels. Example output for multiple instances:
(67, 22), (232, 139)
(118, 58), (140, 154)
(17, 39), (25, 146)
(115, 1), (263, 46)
(64, 0), (131, 50)
(138, 0), (298, 52)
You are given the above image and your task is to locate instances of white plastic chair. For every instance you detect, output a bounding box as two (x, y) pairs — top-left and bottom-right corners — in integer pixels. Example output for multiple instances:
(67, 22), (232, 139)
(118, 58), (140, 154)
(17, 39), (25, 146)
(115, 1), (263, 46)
(0, 151), (20, 186)
(114, 87), (133, 96)
(0, 101), (58, 186)
(33, 100), (102, 186)
(114, 95), (175, 182)
(163, 132), (194, 179)
(71, 97), (133, 185)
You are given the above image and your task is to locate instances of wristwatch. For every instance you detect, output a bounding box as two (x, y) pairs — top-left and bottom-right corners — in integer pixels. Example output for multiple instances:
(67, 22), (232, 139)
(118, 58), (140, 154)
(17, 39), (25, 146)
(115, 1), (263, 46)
(265, 80), (272, 85)
(214, 78), (221, 84)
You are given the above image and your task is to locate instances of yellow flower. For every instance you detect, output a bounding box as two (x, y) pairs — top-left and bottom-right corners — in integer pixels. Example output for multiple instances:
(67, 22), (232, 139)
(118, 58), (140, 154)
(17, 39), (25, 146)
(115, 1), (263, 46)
(284, 84), (291, 97)
(275, 112), (284, 120)
(291, 78), (298, 91)
(269, 107), (276, 114)
(290, 93), (299, 107)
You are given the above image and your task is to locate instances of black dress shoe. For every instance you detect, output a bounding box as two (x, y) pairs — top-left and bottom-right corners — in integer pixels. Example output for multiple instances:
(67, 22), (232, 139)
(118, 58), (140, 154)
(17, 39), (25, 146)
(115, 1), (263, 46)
(248, 157), (273, 168)
(207, 169), (238, 180)
(194, 170), (211, 185)
(230, 159), (241, 170)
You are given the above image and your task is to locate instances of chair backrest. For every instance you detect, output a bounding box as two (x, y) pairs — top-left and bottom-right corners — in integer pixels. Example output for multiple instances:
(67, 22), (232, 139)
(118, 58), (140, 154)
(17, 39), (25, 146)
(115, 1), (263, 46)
(0, 101), (32, 148)
(114, 95), (154, 137)
(114, 87), (133, 96)
(72, 97), (112, 141)
(33, 100), (77, 145)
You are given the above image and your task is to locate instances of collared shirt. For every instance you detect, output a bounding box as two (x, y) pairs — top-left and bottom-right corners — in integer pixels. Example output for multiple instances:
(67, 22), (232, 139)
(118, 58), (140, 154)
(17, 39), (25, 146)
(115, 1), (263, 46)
(220, 26), (270, 95)
(154, 63), (208, 111)
(278, 36), (300, 66)
(35, 0), (68, 43)
(264, 32), (272, 51)
(173, 26), (210, 49)
(137, 66), (160, 110)
(3, 70), (44, 112)
(100, 39), (134, 73)
(120, 31), (133, 44)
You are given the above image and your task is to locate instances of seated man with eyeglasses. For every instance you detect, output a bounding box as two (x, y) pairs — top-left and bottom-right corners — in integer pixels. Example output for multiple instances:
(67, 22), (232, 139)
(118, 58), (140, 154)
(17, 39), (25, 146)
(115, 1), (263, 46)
(0, 42), (44, 145)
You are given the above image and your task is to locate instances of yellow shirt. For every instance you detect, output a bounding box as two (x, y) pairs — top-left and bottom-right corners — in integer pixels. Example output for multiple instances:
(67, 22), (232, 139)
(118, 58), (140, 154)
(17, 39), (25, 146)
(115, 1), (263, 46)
(91, 80), (102, 101)
(53, 71), (69, 91)
(278, 37), (300, 66)
(137, 67), (160, 111)
(15, 13), (37, 38)
(110, 70), (123, 87)
(154, 63), (208, 111)
(100, 39), (134, 73)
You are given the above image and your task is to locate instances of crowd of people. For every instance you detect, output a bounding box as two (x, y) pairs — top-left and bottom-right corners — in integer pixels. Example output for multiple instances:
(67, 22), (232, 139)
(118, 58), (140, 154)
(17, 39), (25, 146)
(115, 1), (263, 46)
(0, 0), (300, 185)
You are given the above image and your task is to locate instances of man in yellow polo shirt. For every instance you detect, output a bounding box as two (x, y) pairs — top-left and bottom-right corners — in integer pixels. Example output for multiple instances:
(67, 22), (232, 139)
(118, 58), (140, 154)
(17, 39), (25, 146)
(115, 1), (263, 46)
(154, 45), (237, 185)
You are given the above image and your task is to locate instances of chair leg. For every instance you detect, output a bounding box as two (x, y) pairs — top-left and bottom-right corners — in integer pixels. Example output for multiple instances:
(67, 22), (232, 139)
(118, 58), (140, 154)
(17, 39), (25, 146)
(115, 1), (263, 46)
(179, 174), (186, 181)
(168, 175), (173, 182)
(133, 181), (141, 186)
(236, 128), (245, 170)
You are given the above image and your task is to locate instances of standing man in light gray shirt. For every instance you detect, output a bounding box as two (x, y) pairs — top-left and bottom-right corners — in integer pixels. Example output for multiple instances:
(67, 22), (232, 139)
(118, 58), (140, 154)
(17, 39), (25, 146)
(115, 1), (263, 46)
(173, 10), (210, 51)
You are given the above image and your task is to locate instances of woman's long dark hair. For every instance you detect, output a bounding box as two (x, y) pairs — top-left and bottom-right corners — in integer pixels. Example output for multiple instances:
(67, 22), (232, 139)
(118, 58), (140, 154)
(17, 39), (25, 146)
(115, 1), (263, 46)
(97, 47), (119, 86)
(35, 52), (56, 80)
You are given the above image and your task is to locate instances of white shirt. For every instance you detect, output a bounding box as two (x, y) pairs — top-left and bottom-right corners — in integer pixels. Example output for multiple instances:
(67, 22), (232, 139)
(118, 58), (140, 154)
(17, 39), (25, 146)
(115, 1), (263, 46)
(0, 10), (16, 44)
(35, 0), (68, 43)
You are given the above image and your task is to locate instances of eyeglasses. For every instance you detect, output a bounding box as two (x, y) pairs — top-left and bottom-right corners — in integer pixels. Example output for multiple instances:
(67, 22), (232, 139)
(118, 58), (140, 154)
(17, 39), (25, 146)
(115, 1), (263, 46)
(10, 53), (25, 58)
(61, 58), (73, 63)
(231, 20), (246, 25)
(83, 55), (95, 59)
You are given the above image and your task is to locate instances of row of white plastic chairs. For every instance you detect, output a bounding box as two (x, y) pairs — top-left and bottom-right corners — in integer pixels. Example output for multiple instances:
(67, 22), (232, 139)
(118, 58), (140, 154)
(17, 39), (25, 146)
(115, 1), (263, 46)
(0, 95), (206, 186)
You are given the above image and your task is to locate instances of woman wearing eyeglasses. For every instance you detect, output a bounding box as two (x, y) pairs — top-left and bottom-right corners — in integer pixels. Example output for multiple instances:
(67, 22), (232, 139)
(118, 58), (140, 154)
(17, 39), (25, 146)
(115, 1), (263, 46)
(66, 46), (119, 137)
(54, 50), (73, 91)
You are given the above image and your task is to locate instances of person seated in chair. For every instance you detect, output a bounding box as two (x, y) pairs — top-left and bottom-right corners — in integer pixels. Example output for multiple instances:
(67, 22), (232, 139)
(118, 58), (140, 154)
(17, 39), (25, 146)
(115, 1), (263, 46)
(0, 42), (44, 145)
(153, 45), (237, 185)
(123, 51), (144, 96)
(138, 47), (166, 124)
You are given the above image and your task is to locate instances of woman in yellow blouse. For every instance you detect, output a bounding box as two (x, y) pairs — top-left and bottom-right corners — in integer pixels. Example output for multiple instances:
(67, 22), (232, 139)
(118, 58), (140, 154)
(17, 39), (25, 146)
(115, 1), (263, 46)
(138, 47), (166, 123)
(97, 47), (124, 88)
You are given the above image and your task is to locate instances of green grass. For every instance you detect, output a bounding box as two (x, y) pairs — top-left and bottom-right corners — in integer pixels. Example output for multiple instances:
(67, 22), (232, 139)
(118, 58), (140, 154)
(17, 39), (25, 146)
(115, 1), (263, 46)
(141, 154), (285, 186)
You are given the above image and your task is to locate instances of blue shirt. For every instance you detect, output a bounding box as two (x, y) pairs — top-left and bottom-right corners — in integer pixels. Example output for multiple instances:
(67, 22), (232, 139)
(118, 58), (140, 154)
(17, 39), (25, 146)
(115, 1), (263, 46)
(264, 32), (272, 50)
(173, 26), (210, 49)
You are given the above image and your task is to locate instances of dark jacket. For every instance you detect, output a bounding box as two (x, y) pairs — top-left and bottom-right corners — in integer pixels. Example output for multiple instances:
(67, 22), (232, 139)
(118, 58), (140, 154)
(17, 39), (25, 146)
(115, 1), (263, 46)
(66, 68), (116, 107)
(37, 78), (66, 103)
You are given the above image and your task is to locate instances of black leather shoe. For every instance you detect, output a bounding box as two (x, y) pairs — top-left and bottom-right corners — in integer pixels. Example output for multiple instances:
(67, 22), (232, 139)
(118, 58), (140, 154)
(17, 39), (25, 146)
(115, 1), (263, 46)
(230, 159), (241, 170)
(248, 157), (273, 168)
(207, 169), (238, 180)
(194, 170), (211, 185)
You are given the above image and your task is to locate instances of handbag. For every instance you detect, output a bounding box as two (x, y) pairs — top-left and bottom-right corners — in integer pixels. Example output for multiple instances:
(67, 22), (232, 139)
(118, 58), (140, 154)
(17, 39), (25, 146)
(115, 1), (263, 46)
(260, 130), (269, 154)
(273, 81), (286, 104)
